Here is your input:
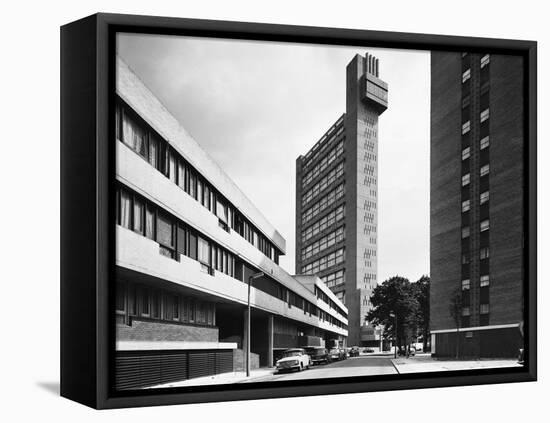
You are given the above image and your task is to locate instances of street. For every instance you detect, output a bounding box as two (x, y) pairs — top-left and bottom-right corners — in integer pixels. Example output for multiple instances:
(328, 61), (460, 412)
(241, 354), (397, 383)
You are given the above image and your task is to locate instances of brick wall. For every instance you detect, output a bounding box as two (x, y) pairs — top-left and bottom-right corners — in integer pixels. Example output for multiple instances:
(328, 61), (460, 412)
(434, 327), (521, 358)
(430, 52), (463, 331)
(488, 54), (524, 326)
(117, 318), (219, 342)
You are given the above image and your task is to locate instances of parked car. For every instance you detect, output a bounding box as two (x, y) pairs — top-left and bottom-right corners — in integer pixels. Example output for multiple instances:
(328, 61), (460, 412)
(328, 348), (341, 362)
(397, 345), (416, 356)
(304, 347), (329, 365)
(363, 348), (375, 353)
(349, 346), (360, 357)
(412, 342), (424, 352)
(275, 348), (311, 373)
(339, 348), (348, 360)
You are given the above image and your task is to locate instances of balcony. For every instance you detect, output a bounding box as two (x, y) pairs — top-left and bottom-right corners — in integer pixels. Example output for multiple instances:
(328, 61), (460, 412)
(117, 227), (348, 337)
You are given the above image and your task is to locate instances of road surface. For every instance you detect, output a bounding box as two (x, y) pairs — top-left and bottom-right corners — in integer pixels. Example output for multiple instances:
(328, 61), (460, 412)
(241, 354), (397, 383)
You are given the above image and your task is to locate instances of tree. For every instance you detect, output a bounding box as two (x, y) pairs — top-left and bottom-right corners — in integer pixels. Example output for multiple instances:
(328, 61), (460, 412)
(412, 275), (430, 352)
(449, 287), (464, 359)
(367, 276), (419, 354)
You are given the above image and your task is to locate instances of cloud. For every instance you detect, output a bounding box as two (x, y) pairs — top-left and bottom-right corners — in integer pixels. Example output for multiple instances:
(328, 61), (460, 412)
(117, 33), (430, 281)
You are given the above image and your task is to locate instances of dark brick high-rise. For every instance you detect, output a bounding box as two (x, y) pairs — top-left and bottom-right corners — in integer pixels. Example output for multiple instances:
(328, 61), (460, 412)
(296, 53), (388, 347)
(430, 51), (524, 357)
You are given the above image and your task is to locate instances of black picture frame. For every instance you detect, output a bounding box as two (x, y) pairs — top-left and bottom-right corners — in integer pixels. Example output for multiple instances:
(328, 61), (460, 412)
(60, 12), (537, 409)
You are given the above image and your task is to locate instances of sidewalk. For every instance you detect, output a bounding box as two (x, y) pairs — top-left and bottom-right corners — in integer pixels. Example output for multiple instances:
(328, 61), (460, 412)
(146, 368), (275, 389)
(391, 354), (521, 374)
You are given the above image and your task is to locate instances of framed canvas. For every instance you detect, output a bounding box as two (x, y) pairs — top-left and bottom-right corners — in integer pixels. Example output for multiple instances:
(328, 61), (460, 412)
(60, 13), (537, 409)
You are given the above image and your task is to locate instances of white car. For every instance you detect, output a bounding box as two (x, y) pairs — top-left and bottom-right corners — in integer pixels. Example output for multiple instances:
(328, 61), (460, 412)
(275, 348), (311, 372)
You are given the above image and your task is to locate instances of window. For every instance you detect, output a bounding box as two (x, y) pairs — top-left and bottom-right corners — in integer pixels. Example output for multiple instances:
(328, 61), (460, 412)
(480, 219), (490, 232)
(462, 121), (471, 134)
(480, 275), (490, 287)
(462, 279), (471, 290)
(480, 247), (490, 260)
(302, 248), (344, 274)
(480, 54), (490, 68)
(122, 113), (147, 158)
(480, 304), (490, 314)
(157, 214), (174, 258)
(216, 199), (228, 223)
(462, 173), (470, 186)
(480, 191), (489, 205)
(173, 296), (180, 320)
(177, 162), (185, 189)
(480, 164), (490, 177)
(301, 226), (345, 260)
(151, 291), (160, 318)
(198, 237), (211, 272)
(133, 198), (144, 234)
(462, 147), (471, 160)
(462, 69), (471, 83)
(120, 190), (131, 229)
(302, 184), (345, 223)
(480, 136), (490, 150)
(462, 199), (470, 212)
(168, 152), (177, 183)
(197, 179), (203, 204)
(203, 185), (211, 210)
(145, 206), (155, 240)
(461, 306), (470, 316)
(127, 285), (137, 316)
(189, 172), (196, 199)
(149, 135), (158, 168)
(320, 270), (345, 288)
(141, 288), (150, 316)
(188, 232), (197, 260)
(461, 226), (470, 239)
(115, 283), (125, 313)
(465, 331), (473, 338)
(480, 108), (490, 123)
(302, 205), (345, 242)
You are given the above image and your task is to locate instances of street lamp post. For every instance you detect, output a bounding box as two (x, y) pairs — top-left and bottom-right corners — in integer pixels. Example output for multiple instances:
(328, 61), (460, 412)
(247, 272), (264, 377)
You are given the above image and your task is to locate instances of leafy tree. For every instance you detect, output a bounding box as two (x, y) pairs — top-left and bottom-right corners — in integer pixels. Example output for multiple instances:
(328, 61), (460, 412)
(367, 276), (419, 353)
(449, 287), (464, 359)
(412, 275), (430, 352)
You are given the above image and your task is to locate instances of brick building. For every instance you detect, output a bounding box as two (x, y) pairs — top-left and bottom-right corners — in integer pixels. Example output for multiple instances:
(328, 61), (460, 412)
(430, 51), (524, 357)
(296, 53), (388, 347)
(115, 57), (348, 389)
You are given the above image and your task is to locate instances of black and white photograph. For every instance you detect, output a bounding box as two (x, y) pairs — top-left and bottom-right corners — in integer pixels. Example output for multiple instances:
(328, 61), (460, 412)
(3, 0), (549, 418)
(113, 32), (526, 391)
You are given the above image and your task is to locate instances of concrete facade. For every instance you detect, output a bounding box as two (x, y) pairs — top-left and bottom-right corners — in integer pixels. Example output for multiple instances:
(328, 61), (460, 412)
(115, 57), (348, 388)
(296, 53), (388, 347)
(430, 52), (524, 358)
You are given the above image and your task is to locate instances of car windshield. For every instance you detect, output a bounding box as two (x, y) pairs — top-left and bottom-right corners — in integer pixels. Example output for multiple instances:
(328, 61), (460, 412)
(282, 351), (301, 358)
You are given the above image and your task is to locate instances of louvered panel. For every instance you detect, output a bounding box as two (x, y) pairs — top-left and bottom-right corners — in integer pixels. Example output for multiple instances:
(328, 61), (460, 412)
(215, 350), (233, 374)
(116, 349), (235, 390)
(188, 351), (212, 379)
(159, 353), (188, 385)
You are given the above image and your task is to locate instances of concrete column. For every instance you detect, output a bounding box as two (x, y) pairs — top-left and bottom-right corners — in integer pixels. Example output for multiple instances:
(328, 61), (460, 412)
(267, 315), (274, 367)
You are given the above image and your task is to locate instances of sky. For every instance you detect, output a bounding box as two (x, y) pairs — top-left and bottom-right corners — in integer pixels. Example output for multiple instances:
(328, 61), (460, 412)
(117, 33), (431, 284)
